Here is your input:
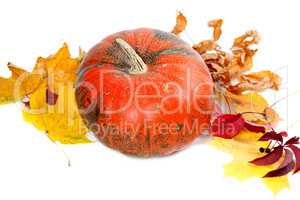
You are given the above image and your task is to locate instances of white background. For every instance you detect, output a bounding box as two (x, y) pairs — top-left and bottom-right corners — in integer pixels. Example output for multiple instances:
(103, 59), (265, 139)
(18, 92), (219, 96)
(0, 0), (300, 199)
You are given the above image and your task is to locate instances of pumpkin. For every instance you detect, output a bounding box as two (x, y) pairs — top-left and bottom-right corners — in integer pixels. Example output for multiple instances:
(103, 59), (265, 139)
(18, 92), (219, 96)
(75, 28), (214, 156)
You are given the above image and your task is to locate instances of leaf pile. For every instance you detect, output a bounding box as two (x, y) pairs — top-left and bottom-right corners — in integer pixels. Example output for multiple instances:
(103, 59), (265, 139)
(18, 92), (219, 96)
(0, 11), (297, 195)
(22, 44), (90, 144)
(0, 63), (42, 104)
(0, 44), (90, 144)
(172, 12), (298, 194)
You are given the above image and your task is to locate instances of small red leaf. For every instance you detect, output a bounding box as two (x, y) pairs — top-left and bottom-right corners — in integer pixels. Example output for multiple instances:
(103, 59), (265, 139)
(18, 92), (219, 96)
(250, 146), (284, 166)
(244, 121), (265, 133)
(279, 131), (288, 137)
(288, 145), (300, 174)
(46, 88), (58, 105)
(263, 161), (295, 178)
(210, 114), (245, 139)
(263, 148), (295, 177)
(279, 149), (294, 168)
(259, 131), (283, 143)
(285, 136), (300, 145)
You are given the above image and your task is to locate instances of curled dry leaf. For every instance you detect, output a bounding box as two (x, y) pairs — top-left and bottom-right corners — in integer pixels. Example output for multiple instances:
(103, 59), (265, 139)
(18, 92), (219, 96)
(193, 40), (219, 55)
(208, 19), (223, 41)
(171, 11), (187, 35)
(228, 70), (281, 94)
(193, 19), (281, 98)
(232, 30), (261, 49)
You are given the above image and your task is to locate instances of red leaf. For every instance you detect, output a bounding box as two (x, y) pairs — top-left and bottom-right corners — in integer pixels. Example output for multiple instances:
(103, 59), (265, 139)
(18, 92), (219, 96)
(46, 88), (58, 105)
(259, 131), (283, 143)
(263, 161), (295, 178)
(285, 136), (300, 145)
(250, 146), (284, 166)
(263, 148), (295, 177)
(288, 145), (300, 174)
(210, 114), (245, 139)
(279, 131), (288, 137)
(244, 121), (265, 133)
(279, 149), (294, 168)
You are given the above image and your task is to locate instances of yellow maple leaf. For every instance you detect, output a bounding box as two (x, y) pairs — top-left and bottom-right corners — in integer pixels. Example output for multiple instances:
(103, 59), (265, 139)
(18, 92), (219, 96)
(225, 92), (268, 114)
(225, 91), (280, 125)
(22, 44), (91, 144)
(0, 63), (43, 104)
(209, 129), (290, 194)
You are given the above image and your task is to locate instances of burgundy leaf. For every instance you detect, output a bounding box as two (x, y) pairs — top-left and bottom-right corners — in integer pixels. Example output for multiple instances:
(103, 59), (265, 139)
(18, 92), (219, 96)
(259, 131), (283, 144)
(285, 136), (300, 145)
(279, 131), (288, 137)
(263, 148), (295, 177)
(279, 149), (294, 168)
(210, 114), (245, 139)
(46, 88), (58, 105)
(288, 145), (300, 174)
(244, 121), (265, 133)
(250, 146), (284, 166)
(263, 161), (295, 178)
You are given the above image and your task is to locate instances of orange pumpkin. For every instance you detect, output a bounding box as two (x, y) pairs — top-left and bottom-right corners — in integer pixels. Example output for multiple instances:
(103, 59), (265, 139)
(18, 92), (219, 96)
(75, 28), (214, 156)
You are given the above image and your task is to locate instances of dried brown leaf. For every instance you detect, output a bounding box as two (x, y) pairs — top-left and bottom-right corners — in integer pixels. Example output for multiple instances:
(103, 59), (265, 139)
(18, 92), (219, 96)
(208, 19), (223, 41)
(171, 11), (187, 35)
(228, 70), (281, 94)
(193, 39), (219, 54)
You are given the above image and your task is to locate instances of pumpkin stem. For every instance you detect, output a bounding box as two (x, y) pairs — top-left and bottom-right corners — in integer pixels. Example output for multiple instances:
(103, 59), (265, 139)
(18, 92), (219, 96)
(115, 38), (147, 74)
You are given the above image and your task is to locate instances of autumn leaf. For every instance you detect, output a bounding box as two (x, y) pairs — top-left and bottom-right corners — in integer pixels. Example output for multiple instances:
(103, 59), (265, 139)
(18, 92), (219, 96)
(171, 11), (187, 35)
(225, 91), (267, 118)
(228, 70), (281, 94)
(0, 63), (43, 104)
(22, 44), (91, 144)
(210, 114), (245, 139)
(209, 129), (290, 194)
(224, 92), (280, 125)
(264, 107), (280, 125)
(193, 40), (219, 55)
(208, 19), (223, 41)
